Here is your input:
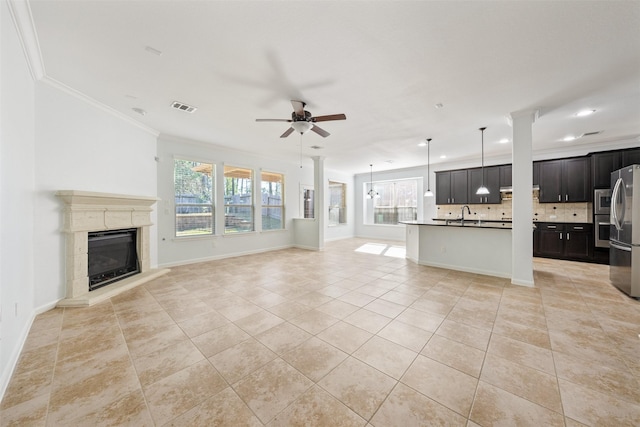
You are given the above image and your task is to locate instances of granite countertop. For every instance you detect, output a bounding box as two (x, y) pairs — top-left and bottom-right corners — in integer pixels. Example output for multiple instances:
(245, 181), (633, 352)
(401, 219), (513, 229)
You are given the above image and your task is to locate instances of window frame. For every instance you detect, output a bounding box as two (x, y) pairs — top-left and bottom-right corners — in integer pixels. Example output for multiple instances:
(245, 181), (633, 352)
(261, 170), (285, 231)
(223, 164), (255, 234)
(173, 158), (215, 238)
(364, 177), (419, 226)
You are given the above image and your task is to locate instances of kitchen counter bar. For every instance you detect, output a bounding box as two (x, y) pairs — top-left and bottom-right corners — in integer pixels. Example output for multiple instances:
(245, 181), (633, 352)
(402, 221), (512, 279)
(404, 219), (512, 229)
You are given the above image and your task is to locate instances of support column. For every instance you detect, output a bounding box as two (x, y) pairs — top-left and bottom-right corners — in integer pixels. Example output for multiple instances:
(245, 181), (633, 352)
(313, 156), (325, 250)
(510, 109), (538, 286)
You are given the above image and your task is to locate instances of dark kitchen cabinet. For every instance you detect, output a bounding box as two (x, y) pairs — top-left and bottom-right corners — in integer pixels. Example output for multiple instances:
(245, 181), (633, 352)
(592, 151), (621, 189)
(538, 157), (591, 203)
(435, 170), (468, 205)
(533, 162), (540, 187)
(534, 223), (593, 261)
(467, 166), (500, 204)
(500, 165), (512, 188)
(622, 148), (640, 168)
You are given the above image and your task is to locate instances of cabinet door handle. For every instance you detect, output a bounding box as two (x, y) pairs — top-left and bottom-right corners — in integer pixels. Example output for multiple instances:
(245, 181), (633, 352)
(559, 233), (563, 240)
(565, 194), (568, 201)
(574, 226), (583, 230)
(567, 232), (570, 240)
(448, 198), (451, 203)
(558, 195), (561, 201)
(548, 225), (557, 229)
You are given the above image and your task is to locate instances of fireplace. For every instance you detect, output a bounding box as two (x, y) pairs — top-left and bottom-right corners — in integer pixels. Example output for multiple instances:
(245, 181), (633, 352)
(56, 190), (169, 306)
(88, 228), (140, 291)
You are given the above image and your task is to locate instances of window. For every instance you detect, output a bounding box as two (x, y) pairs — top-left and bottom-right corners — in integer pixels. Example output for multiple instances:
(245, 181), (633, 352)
(329, 181), (347, 226)
(224, 165), (254, 233)
(365, 178), (418, 225)
(261, 171), (284, 230)
(174, 159), (214, 237)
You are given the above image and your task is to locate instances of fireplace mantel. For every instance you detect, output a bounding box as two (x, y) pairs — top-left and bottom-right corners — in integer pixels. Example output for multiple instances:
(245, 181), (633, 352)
(56, 190), (169, 307)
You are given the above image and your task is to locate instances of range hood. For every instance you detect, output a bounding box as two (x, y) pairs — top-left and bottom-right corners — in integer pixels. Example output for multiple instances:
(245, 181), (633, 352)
(499, 185), (540, 193)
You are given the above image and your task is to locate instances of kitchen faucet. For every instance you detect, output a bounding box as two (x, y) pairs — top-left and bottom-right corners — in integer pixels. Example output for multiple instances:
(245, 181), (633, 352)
(461, 205), (471, 222)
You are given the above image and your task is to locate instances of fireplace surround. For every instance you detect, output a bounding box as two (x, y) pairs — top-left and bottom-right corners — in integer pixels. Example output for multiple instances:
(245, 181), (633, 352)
(56, 190), (169, 307)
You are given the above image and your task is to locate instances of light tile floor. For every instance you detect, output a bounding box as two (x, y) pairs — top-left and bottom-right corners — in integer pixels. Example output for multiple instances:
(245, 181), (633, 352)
(2, 238), (640, 426)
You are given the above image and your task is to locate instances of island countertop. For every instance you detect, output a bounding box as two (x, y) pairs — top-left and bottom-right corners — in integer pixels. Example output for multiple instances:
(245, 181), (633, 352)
(400, 219), (512, 229)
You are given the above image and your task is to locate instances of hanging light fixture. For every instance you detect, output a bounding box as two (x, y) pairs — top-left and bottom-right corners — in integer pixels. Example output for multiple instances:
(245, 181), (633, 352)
(424, 138), (434, 197)
(367, 164), (379, 199)
(476, 127), (490, 195)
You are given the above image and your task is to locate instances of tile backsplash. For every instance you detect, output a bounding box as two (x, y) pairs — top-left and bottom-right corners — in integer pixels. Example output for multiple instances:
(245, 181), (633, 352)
(436, 196), (591, 223)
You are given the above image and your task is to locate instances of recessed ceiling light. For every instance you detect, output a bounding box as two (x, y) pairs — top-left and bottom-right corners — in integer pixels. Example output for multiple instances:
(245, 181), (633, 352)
(499, 138), (510, 144)
(435, 103), (444, 109)
(418, 142), (427, 147)
(563, 135), (577, 142)
(384, 160), (394, 164)
(440, 155), (447, 159)
(576, 109), (596, 117)
(132, 107), (146, 116)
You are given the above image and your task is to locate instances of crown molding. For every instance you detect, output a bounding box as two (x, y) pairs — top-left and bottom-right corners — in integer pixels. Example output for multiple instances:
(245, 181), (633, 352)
(41, 77), (160, 137)
(7, 0), (45, 80)
(8, 0), (159, 137)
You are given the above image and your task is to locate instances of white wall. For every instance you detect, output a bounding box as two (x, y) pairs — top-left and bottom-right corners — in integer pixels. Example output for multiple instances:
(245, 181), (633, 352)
(156, 135), (323, 267)
(33, 82), (159, 308)
(1, 0), (37, 398)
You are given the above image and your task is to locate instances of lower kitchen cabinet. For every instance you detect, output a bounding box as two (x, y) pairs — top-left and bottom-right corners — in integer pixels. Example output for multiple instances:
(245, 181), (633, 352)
(534, 223), (593, 261)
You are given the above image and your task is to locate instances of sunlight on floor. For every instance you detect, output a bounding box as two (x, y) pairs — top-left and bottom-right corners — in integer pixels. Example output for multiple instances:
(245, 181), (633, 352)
(355, 243), (406, 258)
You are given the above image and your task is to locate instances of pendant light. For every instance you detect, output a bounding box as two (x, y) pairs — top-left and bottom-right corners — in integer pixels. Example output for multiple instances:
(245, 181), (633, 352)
(367, 164), (379, 199)
(476, 127), (490, 195)
(424, 138), (434, 197)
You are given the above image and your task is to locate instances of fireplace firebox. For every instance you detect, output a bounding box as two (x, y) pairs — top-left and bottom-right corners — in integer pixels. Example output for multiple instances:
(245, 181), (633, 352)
(88, 228), (140, 291)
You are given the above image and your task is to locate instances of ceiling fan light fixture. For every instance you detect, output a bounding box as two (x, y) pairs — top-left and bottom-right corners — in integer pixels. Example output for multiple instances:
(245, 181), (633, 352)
(291, 121), (313, 134)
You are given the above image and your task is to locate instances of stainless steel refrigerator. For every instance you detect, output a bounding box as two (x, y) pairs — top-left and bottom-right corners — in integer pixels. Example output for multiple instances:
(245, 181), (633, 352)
(610, 164), (640, 297)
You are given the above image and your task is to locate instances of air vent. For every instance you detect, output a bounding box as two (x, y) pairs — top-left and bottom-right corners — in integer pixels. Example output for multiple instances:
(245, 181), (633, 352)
(580, 131), (602, 137)
(170, 101), (197, 113)
(310, 145), (323, 150)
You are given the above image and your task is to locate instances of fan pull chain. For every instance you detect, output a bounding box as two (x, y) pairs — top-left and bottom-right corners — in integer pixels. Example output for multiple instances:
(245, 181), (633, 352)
(300, 133), (303, 168)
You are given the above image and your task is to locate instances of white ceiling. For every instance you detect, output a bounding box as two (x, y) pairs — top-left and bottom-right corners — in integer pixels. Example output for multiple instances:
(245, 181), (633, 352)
(26, 0), (640, 174)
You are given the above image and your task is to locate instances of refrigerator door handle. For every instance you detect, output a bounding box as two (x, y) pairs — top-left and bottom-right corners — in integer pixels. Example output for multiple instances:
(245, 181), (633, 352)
(611, 178), (624, 231)
(610, 241), (632, 252)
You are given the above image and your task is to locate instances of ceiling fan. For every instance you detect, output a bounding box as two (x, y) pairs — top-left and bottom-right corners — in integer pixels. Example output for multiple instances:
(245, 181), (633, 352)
(256, 100), (346, 138)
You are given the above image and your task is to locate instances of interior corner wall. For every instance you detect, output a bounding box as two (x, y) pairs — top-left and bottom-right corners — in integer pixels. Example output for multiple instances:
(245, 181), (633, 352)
(1, 0), (37, 399)
(33, 82), (159, 308)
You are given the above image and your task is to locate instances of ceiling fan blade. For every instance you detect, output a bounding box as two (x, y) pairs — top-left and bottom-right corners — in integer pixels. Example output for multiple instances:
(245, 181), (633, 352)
(280, 127), (295, 138)
(312, 113), (347, 122)
(311, 125), (330, 138)
(291, 100), (305, 117)
(256, 118), (292, 122)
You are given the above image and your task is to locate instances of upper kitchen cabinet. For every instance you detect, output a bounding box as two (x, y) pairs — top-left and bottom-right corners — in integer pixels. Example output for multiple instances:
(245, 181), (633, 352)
(592, 151), (621, 189)
(435, 170), (468, 205)
(499, 165), (512, 188)
(468, 166), (500, 204)
(538, 157), (591, 203)
(622, 148), (640, 167)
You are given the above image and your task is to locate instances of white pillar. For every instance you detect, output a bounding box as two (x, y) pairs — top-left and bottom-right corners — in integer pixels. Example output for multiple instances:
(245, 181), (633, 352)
(313, 156), (325, 250)
(510, 109), (538, 286)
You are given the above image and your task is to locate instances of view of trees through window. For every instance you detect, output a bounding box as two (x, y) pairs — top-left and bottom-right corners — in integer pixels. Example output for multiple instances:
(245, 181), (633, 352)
(174, 159), (214, 236)
(368, 178), (418, 224)
(224, 165), (254, 233)
(261, 171), (284, 230)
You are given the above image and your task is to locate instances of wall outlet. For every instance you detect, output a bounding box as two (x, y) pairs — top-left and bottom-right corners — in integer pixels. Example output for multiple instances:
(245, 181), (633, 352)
(440, 246), (446, 253)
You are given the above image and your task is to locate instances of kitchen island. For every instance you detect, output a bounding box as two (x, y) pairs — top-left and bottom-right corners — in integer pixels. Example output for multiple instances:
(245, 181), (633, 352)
(401, 219), (512, 278)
